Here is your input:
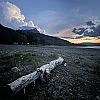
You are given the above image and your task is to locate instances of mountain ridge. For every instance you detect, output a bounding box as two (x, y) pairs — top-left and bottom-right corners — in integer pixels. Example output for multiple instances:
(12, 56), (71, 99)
(0, 24), (72, 45)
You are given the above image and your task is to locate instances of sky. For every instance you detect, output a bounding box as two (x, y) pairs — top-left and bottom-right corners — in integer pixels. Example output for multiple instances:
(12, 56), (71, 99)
(0, 0), (100, 43)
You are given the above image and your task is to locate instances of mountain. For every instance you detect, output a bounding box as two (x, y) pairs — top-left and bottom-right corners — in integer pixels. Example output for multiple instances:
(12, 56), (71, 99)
(20, 26), (40, 33)
(0, 24), (21, 44)
(80, 42), (100, 46)
(19, 26), (40, 33)
(72, 20), (100, 37)
(0, 24), (72, 45)
(19, 26), (35, 30)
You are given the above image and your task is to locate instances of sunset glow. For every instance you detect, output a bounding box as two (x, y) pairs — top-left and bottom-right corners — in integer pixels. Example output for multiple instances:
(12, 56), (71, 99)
(67, 37), (100, 44)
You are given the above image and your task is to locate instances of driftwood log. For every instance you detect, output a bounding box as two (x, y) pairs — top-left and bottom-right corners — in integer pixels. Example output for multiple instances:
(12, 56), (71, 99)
(7, 57), (64, 95)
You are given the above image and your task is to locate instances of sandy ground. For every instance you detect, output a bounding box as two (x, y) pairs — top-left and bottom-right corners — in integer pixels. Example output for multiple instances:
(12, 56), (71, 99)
(0, 45), (100, 100)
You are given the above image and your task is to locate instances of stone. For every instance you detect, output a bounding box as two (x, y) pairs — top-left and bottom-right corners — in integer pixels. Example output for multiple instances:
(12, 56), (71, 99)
(96, 96), (100, 100)
(64, 63), (67, 66)
(11, 67), (20, 72)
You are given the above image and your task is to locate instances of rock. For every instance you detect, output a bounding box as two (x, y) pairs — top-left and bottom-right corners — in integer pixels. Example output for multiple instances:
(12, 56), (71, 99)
(96, 96), (100, 100)
(64, 63), (67, 66)
(75, 61), (80, 64)
(11, 67), (20, 72)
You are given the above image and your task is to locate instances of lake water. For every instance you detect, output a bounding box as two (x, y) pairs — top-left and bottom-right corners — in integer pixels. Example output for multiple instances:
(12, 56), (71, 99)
(77, 46), (100, 49)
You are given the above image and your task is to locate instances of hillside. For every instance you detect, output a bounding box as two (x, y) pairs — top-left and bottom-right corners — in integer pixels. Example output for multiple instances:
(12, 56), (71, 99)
(79, 42), (100, 46)
(0, 24), (72, 45)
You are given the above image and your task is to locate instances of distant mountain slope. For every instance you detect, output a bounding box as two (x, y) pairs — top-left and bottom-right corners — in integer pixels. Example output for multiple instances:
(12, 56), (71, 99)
(19, 26), (40, 33)
(0, 24), (72, 45)
(80, 42), (100, 46)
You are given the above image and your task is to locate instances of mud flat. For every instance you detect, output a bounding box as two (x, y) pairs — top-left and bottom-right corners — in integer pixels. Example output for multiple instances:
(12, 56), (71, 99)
(0, 45), (100, 100)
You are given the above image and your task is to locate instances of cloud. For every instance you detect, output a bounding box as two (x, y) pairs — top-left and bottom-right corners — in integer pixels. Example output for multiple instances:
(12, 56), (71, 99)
(2, 1), (25, 21)
(0, 1), (45, 33)
(0, 1), (27, 28)
(27, 21), (35, 27)
(53, 19), (100, 44)
(54, 27), (85, 39)
(54, 28), (76, 38)
(72, 20), (100, 37)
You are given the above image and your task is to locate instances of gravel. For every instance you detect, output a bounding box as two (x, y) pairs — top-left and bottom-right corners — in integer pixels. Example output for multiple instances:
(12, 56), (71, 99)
(0, 45), (100, 100)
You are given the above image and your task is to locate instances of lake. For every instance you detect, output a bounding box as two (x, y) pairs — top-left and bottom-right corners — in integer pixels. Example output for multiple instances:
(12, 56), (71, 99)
(77, 46), (100, 49)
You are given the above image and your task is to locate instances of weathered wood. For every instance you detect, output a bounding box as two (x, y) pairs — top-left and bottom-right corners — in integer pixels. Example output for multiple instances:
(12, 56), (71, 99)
(8, 71), (40, 95)
(7, 57), (64, 95)
(40, 57), (64, 74)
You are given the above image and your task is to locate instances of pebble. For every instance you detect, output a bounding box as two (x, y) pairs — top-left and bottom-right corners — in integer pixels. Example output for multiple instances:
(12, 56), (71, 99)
(64, 63), (67, 66)
(96, 96), (100, 100)
(11, 67), (20, 72)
